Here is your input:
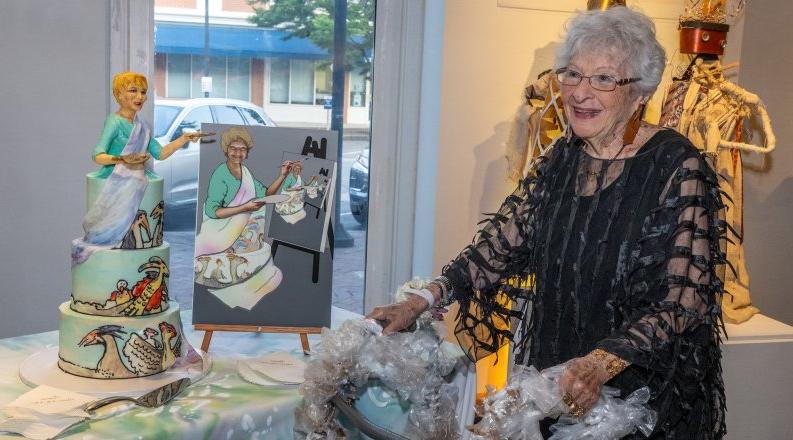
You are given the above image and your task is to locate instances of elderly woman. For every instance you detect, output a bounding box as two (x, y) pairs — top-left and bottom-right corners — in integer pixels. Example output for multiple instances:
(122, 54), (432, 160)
(280, 161), (304, 192)
(195, 127), (290, 258)
(369, 7), (726, 439)
(203, 127), (290, 219)
(195, 127), (286, 296)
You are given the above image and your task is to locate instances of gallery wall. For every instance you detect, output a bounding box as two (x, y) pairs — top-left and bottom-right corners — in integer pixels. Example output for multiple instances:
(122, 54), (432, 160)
(739, 1), (793, 325)
(0, 2), (111, 338)
(431, 0), (793, 326)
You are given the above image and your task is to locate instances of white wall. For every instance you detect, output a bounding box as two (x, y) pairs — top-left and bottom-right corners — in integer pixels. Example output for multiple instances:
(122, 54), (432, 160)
(739, 1), (793, 325)
(0, 2), (111, 337)
(432, 0), (685, 271)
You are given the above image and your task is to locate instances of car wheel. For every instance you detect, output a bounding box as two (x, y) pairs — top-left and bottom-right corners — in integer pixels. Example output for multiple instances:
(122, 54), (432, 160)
(351, 202), (368, 226)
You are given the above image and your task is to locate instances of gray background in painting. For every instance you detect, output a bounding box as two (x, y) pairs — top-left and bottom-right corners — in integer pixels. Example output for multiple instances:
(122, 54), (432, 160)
(268, 152), (336, 252)
(192, 124), (338, 328)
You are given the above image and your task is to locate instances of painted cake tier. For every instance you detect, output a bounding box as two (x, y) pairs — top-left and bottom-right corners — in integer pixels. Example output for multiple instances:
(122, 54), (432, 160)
(86, 171), (166, 249)
(58, 301), (184, 379)
(71, 243), (170, 316)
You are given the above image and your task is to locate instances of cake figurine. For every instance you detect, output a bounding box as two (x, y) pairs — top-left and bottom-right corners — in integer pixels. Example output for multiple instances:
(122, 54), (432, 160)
(58, 72), (202, 379)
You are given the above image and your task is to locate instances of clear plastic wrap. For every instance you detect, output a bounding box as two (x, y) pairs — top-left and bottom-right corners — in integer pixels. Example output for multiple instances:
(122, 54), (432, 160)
(470, 365), (565, 440)
(295, 279), (462, 440)
(470, 364), (657, 440)
(548, 386), (657, 440)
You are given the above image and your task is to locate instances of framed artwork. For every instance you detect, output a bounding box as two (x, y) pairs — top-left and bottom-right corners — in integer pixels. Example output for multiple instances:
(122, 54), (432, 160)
(191, 124), (337, 329)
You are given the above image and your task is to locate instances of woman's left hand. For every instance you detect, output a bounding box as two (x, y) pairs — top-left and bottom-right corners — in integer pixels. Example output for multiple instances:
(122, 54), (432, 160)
(558, 354), (611, 416)
(121, 152), (150, 164)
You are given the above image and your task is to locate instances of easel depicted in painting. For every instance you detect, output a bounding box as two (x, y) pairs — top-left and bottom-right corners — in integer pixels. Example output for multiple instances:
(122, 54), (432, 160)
(659, 0), (774, 324)
(269, 151), (336, 284)
(191, 126), (337, 353)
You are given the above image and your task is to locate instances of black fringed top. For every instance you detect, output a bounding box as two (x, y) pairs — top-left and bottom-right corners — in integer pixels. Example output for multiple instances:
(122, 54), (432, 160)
(443, 129), (727, 439)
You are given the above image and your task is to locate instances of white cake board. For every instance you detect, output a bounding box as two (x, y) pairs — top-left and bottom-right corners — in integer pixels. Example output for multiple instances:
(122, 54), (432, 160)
(18, 347), (212, 398)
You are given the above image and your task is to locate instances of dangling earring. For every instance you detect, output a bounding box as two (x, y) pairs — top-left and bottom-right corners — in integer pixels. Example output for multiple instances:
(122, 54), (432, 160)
(622, 102), (645, 146)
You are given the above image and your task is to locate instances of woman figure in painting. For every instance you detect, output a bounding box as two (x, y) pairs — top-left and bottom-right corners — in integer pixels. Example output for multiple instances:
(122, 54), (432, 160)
(194, 127), (285, 305)
(275, 160), (309, 223)
(73, 71), (202, 263)
(281, 161), (304, 192)
(370, 7), (726, 439)
(202, 127), (290, 220)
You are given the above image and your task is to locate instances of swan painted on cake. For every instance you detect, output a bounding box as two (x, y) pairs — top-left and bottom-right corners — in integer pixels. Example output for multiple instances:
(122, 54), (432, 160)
(57, 322), (182, 379)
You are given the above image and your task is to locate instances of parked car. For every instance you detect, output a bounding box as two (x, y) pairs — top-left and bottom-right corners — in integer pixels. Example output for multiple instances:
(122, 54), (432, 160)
(153, 98), (276, 209)
(348, 149), (369, 225)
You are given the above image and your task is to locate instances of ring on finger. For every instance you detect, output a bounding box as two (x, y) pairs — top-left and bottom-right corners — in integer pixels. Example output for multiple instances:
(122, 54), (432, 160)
(562, 393), (586, 417)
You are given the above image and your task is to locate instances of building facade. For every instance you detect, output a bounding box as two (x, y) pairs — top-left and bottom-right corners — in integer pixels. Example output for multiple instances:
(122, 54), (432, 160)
(154, 0), (371, 127)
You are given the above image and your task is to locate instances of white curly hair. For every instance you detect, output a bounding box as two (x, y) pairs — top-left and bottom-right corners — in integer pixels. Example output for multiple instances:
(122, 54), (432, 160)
(555, 6), (666, 98)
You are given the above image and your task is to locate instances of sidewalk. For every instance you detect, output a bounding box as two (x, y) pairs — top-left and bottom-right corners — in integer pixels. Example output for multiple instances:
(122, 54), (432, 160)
(273, 122), (371, 141)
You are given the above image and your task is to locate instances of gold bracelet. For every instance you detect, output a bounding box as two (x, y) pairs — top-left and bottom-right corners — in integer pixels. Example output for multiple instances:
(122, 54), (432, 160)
(591, 348), (628, 378)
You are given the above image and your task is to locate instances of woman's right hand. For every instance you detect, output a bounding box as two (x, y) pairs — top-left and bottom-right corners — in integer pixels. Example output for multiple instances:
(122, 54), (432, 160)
(279, 160), (294, 176)
(366, 295), (429, 335)
(241, 199), (266, 212)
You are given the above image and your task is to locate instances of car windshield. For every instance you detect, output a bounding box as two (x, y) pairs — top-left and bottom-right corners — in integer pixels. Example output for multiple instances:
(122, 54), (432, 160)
(154, 105), (183, 137)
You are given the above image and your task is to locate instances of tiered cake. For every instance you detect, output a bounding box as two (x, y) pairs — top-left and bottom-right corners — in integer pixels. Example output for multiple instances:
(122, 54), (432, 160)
(58, 172), (184, 379)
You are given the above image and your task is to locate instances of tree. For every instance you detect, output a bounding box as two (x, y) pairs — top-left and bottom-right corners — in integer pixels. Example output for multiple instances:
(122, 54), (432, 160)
(247, 0), (375, 77)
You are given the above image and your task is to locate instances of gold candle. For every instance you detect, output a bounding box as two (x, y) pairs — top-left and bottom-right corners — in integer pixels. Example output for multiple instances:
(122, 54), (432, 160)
(587, 0), (626, 11)
(701, 0), (727, 18)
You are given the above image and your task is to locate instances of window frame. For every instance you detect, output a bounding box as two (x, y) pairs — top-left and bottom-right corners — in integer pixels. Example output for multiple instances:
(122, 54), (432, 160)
(365, 0), (443, 310)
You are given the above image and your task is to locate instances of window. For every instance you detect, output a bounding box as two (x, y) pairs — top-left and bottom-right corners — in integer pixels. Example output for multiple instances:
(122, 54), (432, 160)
(350, 70), (368, 107)
(163, 55), (251, 100)
(240, 107), (267, 125)
(314, 64), (332, 105)
(290, 59), (314, 104)
(172, 105), (213, 141)
(154, 105), (182, 137)
(211, 105), (245, 124)
(166, 54), (191, 98)
(153, 2), (376, 317)
(269, 59), (290, 104)
(227, 57), (251, 101)
(192, 56), (227, 98)
(269, 59), (322, 105)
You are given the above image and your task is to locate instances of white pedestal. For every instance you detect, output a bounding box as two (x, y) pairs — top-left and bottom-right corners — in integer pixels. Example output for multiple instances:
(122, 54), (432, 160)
(722, 313), (793, 439)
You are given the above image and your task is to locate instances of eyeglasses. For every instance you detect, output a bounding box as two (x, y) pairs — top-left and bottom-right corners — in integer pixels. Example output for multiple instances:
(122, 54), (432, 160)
(228, 146), (248, 153)
(556, 68), (640, 92)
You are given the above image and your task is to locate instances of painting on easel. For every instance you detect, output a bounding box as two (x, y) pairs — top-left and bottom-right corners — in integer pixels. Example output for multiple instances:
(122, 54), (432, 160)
(191, 124), (336, 331)
(269, 151), (336, 252)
